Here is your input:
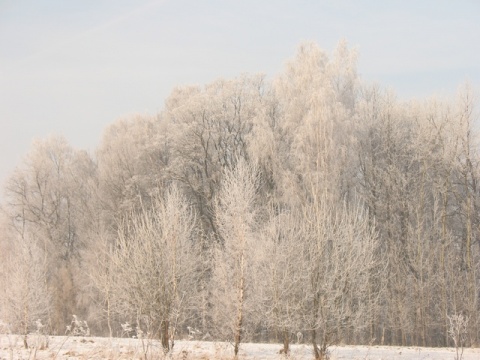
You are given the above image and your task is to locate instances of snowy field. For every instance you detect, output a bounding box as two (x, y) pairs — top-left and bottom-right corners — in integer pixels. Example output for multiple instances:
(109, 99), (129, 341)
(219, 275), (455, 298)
(1, 335), (480, 359)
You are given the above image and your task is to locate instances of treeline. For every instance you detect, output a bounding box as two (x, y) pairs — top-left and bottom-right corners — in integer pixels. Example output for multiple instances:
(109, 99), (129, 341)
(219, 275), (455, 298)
(1, 41), (479, 358)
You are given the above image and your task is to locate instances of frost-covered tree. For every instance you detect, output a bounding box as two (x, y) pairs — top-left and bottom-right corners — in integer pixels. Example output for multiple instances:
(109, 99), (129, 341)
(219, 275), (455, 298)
(165, 75), (265, 239)
(2, 135), (97, 332)
(1, 39), (480, 351)
(260, 208), (307, 354)
(274, 40), (359, 209)
(164, 76), (267, 336)
(96, 114), (170, 227)
(1, 230), (50, 348)
(109, 185), (200, 352)
(211, 160), (262, 357)
(301, 196), (380, 360)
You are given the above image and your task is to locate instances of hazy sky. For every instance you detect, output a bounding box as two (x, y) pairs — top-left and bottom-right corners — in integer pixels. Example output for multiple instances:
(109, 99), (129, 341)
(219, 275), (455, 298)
(1, 0), (479, 190)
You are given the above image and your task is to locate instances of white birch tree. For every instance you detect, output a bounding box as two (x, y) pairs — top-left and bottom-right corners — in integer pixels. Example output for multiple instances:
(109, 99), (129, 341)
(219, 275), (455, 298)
(211, 160), (261, 357)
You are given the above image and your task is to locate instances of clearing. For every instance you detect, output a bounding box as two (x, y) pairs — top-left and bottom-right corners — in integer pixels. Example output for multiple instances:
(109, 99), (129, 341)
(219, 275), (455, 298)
(1, 335), (479, 359)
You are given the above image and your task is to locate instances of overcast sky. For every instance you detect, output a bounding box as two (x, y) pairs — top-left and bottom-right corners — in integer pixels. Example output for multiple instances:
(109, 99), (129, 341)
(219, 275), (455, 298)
(1, 0), (479, 190)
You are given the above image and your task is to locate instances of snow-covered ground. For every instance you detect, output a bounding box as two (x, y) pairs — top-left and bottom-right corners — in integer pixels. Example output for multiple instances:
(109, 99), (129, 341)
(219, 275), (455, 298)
(1, 334), (480, 359)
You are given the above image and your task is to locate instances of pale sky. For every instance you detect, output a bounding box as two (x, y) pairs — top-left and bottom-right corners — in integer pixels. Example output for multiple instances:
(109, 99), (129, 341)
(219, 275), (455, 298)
(1, 0), (479, 190)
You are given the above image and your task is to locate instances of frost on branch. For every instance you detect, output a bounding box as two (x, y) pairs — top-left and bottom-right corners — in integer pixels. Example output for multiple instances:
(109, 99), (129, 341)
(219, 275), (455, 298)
(448, 313), (469, 360)
(65, 315), (90, 337)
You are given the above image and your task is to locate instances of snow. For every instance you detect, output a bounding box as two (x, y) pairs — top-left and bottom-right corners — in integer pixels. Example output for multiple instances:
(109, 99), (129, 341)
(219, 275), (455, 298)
(1, 334), (479, 359)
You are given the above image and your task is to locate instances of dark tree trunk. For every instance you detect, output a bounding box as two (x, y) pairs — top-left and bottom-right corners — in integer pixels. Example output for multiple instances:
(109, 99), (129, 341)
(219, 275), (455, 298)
(312, 328), (321, 360)
(160, 320), (170, 353)
(282, 328), (290, 355)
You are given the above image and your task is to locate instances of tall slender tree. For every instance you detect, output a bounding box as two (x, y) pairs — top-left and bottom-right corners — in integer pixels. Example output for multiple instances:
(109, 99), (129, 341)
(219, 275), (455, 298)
(211, 160), (262, 357)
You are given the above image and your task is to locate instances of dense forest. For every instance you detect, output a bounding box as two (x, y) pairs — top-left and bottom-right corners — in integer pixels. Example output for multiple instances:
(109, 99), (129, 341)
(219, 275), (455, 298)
(1, 41), (479, 358)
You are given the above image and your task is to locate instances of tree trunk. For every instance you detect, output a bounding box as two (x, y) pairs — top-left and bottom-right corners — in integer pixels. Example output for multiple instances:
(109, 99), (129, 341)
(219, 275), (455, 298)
(160, 319), (170, 353)
(107, 294), (112, 338)
(23, 304), (29, 349)
(312, 328), (321, 360)
(234, 255), (245, 358)
(282, 328), (290, 355)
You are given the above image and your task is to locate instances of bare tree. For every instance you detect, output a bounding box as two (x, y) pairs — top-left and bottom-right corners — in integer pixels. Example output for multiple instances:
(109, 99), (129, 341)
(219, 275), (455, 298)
(109, 185), (200, 353)
(352, 84), (480, 347)
(2, 135), (97, 332)
(301, 197), (380, 360)
(260, 208), (307, 355)
(165, 75), (265, 240)
(211, 160), (261, 357)
(1, 230), (50, 348)
(448, 313), (470, 360)
(2, 39), (480, 351)
(86, 228), (116, 337)
(96, 114), (170, 227)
